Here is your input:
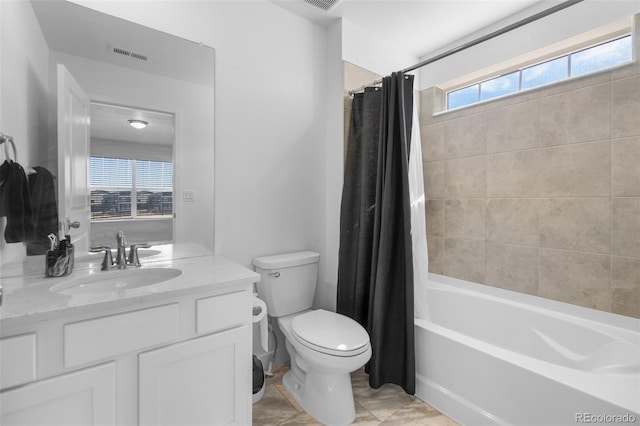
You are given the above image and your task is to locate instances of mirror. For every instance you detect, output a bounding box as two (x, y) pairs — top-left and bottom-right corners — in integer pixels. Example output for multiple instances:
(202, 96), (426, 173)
(89, 103), (175, 247)
(31, 0), (215, 251)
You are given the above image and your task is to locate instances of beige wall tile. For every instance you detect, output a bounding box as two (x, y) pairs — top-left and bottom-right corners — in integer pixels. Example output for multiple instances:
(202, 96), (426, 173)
(612, 197), (640, 258)
(486, 141), (609, 198)
(433, 87), (445, 116)
(444, 114), (486, 158)
(421, 123), (445, 162)
(612, 75), (640, 138)
(539, 198), (610, 254)
(343, 61), (381, 92)
(486, 199), (539, 246)
(426, 200), (443, 238)
(487, 149), (538, 197)
(535, 141), (610, 197)
(613, 286), (640, 319)
(444, 156), (486, 198)
(344, 101), (352, 160)
(427, 236), (444, 274)
(424, 161), (444, 199)
(539, 83), (611, 146)
(443, 238), (485, 283)
(612, 137), (640, 196)
(419, 88), (438, 125)
(444, 199), (485, 240)
(417, 44), (638, 317)
(485, 100), (539, 154)
(611, 61), (640, 81)
(486, 243), (538, 295)
(539, 249), (611, 311)
(488, 141), (611, 198)
(611, 256), (640, 318)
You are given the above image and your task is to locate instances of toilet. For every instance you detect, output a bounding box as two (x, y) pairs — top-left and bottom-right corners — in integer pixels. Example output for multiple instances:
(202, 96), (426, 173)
(253, 251), (371, 426)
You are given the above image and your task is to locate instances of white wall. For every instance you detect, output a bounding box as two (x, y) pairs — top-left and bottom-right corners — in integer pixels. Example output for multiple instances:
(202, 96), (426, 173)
(68, 1), (330, 270)
(418, 0), (640, 90)
(0, 0), (50, 264)
(341, 18), (418, 77)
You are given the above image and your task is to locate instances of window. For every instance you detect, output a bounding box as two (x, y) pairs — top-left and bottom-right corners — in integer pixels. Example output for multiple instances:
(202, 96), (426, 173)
(446, 34), (632, 110)
(90, 156), (173, 220)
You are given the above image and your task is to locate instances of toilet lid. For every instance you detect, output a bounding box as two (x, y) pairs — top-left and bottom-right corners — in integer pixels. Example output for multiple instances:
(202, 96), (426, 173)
(291, 310), (369, 356)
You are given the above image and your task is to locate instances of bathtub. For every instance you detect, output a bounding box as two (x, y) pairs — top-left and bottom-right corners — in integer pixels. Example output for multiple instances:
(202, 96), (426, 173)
(415, 273), (640, 426)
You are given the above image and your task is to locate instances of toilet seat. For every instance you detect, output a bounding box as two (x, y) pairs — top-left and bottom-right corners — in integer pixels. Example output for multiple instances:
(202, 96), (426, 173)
(291, 310), (370, 357)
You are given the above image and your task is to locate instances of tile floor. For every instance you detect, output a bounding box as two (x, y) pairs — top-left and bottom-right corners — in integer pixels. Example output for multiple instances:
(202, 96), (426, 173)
(253, 364), (460, 425)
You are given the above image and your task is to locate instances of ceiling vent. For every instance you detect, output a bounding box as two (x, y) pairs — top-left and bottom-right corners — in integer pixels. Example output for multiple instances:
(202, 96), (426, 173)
(111, 46), (148, 62)
(303, 0), (341, 12)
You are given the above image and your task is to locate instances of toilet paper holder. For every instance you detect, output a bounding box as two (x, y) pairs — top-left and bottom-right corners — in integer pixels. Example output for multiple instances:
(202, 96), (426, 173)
(252, 296), (269, 352)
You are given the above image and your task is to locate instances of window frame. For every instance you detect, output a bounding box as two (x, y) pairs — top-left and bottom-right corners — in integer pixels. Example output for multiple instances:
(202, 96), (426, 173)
(445, 33), (633, 111)
(89, 156), (174, 222)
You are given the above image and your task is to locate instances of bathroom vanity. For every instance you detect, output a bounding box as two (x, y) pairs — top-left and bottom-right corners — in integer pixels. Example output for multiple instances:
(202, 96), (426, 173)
(0, 244), (259, 425)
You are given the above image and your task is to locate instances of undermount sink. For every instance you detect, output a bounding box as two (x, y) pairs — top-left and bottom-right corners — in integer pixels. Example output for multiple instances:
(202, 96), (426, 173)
(50, 267), (183, 295)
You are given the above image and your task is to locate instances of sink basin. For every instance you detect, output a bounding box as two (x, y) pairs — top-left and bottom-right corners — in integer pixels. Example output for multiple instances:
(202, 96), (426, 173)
(51, 267), (183, 295)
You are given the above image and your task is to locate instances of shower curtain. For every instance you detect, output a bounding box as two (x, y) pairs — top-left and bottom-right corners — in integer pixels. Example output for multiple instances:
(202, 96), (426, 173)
(337, 72), (415, 394)
(409, 100), (429, 320)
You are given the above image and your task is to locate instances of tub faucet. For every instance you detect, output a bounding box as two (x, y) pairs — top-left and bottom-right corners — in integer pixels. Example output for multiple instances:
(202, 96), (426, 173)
(115, 230), (127, 269)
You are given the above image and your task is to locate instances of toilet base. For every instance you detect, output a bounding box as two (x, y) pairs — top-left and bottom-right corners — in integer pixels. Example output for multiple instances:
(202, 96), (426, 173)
(282, 369), (356, 426)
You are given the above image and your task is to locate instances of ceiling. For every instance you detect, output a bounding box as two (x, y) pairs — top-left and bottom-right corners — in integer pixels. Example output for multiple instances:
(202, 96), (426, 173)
(272, 0), (546, 59)
(91, 103), (174, 146)
(31, 0), (215, 87)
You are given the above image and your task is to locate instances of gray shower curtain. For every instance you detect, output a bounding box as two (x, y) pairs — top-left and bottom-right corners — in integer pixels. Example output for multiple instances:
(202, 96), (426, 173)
(337, 72), (415, 394)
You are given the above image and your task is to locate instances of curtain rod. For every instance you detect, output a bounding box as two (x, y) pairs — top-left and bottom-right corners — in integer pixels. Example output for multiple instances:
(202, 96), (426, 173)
(349, 0), (584, 95)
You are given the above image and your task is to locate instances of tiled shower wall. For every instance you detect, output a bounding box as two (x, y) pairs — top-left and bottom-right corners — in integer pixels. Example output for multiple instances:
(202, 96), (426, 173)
(420, 33), (640, 318)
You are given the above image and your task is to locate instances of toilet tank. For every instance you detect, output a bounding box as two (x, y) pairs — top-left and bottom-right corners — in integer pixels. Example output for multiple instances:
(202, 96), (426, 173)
(253, 251), (320, 317)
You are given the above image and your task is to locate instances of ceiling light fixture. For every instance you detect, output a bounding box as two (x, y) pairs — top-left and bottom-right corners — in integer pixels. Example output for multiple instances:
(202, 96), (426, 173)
(128, 119), (149, 129)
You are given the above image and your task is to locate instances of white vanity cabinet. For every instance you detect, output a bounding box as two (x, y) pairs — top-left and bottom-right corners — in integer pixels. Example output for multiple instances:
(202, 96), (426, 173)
(139, 326), (250, 425)
(0, 363), (116, 425)
(1, 272), (255, 426)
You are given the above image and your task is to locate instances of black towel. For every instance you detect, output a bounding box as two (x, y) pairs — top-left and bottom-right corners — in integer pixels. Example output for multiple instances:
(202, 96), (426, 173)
(0, 160), (35, 243)
(27, 166), (58, 255)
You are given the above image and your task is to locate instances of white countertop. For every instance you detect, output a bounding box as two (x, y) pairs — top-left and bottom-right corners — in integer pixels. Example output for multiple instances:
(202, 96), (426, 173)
(0, 243), (213, 278)
(0, 243), (260, 324)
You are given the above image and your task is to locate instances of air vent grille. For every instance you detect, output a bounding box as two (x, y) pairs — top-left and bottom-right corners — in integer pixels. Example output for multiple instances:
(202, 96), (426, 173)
(303, 0), (340, 11)
(112, 46), (148, 62)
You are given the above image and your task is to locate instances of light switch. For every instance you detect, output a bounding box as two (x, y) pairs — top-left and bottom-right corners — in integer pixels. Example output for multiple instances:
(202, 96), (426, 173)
(183, 190), (196, 202)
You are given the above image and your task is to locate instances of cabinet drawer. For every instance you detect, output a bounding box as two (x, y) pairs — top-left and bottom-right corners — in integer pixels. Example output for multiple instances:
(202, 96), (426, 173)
(64, 304), (179, 368)
(196, 291), (250, 334)
(0, 334), (36, 389)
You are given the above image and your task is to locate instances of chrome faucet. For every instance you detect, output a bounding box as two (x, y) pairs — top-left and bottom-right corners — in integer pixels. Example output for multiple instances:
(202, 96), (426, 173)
(115, 230), (127, 269)
(128, 243), (151, 267)
(91, 232), (151, 270)
(89, 245), (113, 270)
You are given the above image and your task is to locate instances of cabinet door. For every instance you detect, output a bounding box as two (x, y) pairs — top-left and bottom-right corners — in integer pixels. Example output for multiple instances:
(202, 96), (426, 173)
(0, 363), (115, 426)
(139, 326), (251, 426)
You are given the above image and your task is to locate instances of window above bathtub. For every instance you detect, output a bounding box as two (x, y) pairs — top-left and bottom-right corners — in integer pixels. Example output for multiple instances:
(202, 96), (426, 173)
(440, 17), (635, 111)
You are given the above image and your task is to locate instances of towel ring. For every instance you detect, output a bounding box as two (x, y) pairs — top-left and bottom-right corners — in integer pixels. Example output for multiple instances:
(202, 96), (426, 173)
(0, 132), (17, 162)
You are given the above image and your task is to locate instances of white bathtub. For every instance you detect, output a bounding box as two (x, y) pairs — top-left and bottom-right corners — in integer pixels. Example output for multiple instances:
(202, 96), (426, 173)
(415, 273), (640, 426)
